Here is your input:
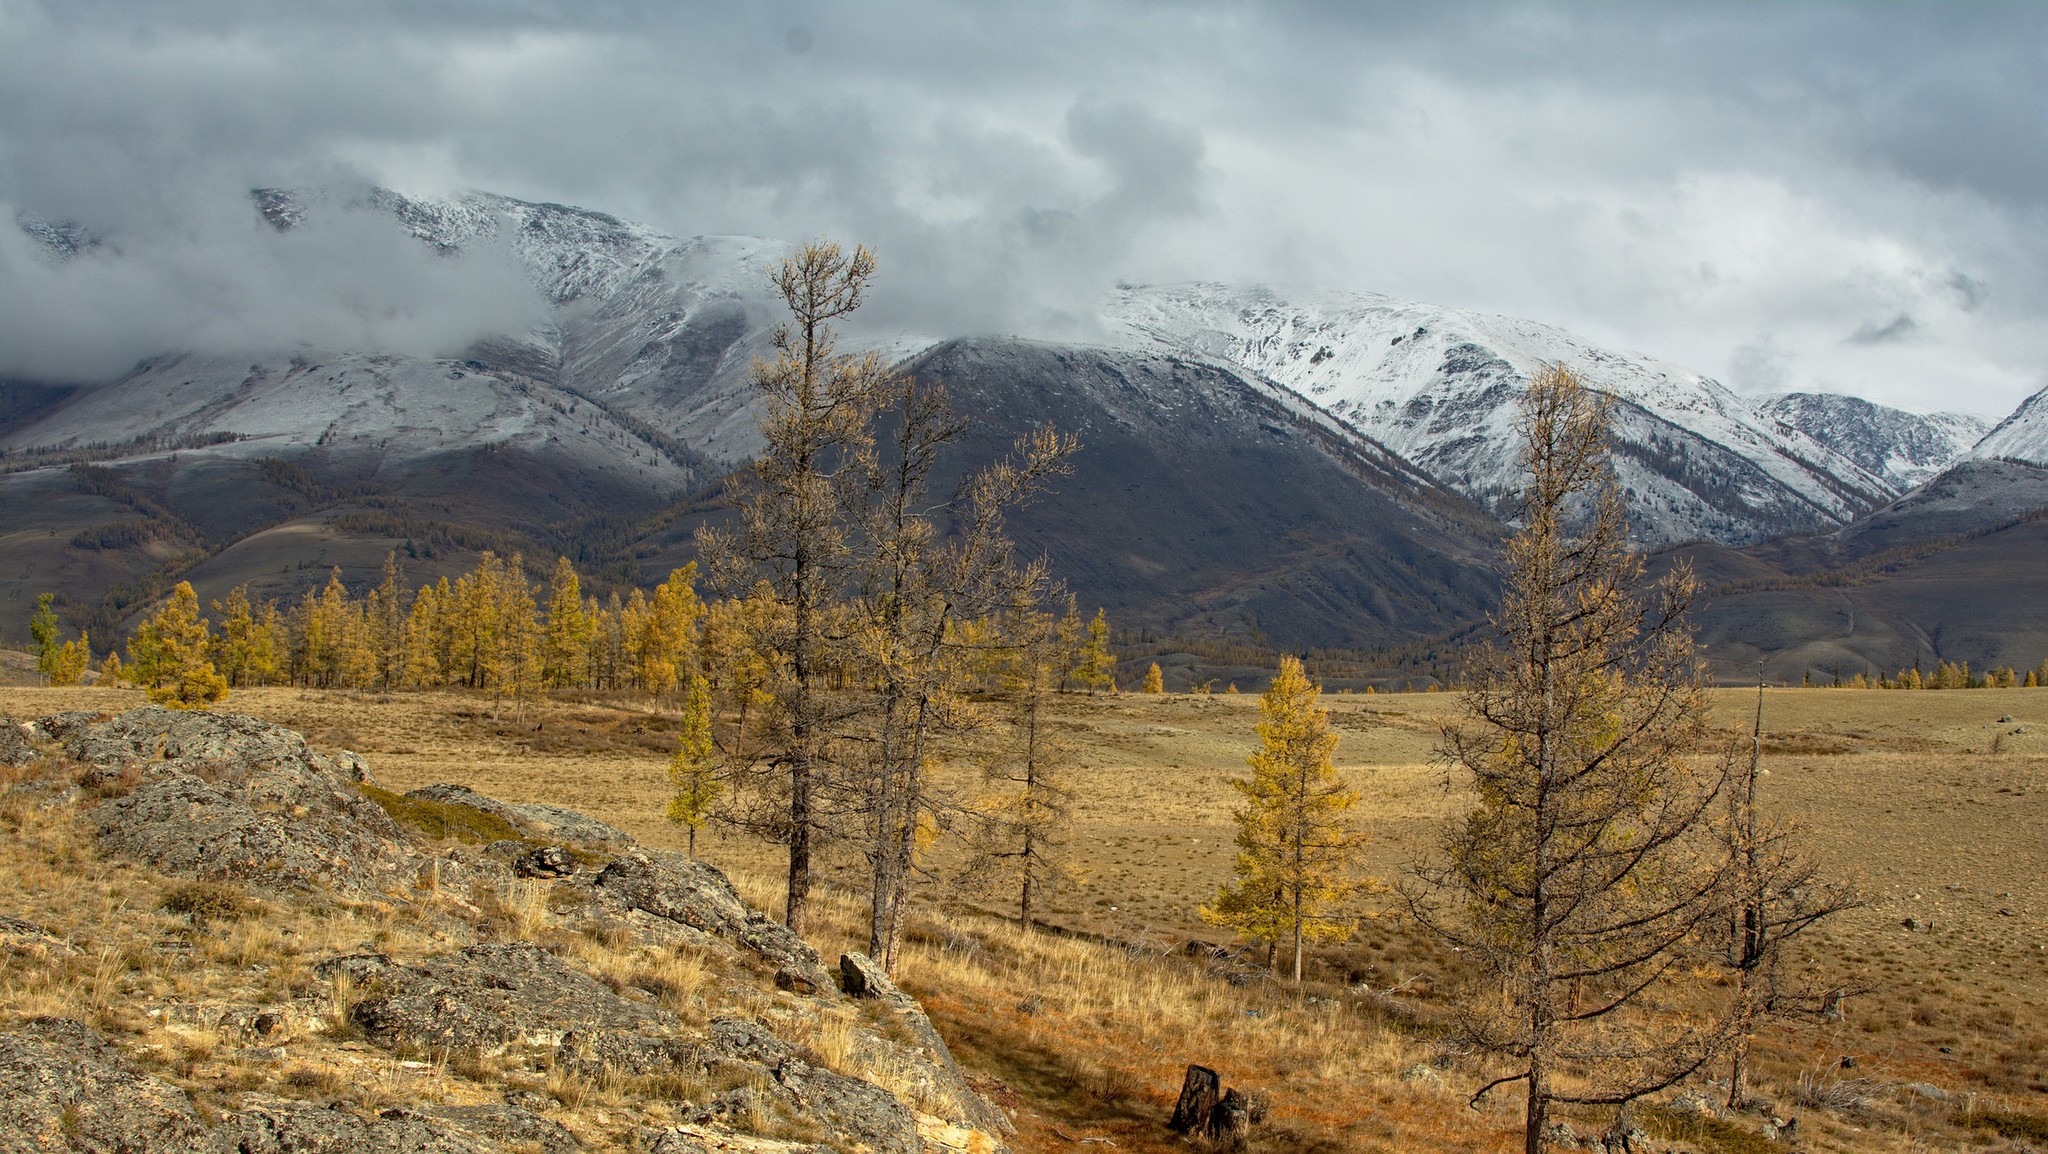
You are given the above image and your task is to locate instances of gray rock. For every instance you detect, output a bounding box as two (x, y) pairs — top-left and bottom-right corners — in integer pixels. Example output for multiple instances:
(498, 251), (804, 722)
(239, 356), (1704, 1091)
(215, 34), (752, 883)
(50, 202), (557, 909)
(429, 1104), (581, 1153)
(0, 718), (32, 769)
(0, 915), (79, 960)
(508, 802), (634, 848)
(323, 942), (678, 1059)
(0, 1017), (208, 1153)
(837, 953), (1010, 1136)
(691, 1019), (920, 1154)
(207, 1099), (495, 1153)
(586, 851), (836, 993)
(518, 845), (578, 879)
(81, 708), (418, 895)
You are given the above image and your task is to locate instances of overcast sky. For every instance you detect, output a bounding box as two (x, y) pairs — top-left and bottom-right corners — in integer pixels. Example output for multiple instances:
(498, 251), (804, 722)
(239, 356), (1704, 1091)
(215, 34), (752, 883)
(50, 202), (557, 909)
(3, 0), (2045, 418)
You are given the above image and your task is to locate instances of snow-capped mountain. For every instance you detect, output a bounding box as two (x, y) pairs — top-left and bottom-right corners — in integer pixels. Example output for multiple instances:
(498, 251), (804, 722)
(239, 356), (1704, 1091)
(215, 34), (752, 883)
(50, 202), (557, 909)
(1972, 382), (2048, 467)
(1104, 283), (1898, 545)
(1755, 392), (1986, 491)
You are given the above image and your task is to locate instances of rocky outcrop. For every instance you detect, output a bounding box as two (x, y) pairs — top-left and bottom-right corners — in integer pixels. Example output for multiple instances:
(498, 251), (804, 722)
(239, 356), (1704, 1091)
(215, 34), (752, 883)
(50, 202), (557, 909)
(0, 717), (32, 769)
(80, 707), (418, 894)
(321, 942), (676, 1059)
(13, 707), (1011, 1154)
(839, 953), (1012, 1137)
(0, 1017), (210, 1152)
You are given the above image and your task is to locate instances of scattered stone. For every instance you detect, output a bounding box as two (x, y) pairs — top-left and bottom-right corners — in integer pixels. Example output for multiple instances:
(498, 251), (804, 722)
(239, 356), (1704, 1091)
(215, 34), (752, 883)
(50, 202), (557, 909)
(517, 844), (578, 879)
(1669, 1088), (1716, 1115)
(430, 1103), (582, 1153)
(1899, 1082), (1949, 1101)
(0, 1017), (208, 1152)
(0, 914), (79, 960)
(1399, 1064), (1443, 1086)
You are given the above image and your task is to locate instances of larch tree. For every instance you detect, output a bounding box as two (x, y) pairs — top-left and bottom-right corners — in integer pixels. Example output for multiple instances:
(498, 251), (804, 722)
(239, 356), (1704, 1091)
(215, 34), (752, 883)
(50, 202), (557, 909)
(1072, 608), (1117, 693)
(543, 556), (595, 689)
(212, 586), (280, 688)
(1143, 661), (1165, 694)
(1407, 365), (1732, 1153)
(839, 371), (1076, 972)
(973, 595), (1080, 927)
(697, 240), (891, 936)
(366, 552), (407, 690)
(1203, 655), (1363, 982)
(668, 671), (722, 858)
(50, 631), (90, 687)
(30, 593), (60, 686)
(127, 581), (228, 709)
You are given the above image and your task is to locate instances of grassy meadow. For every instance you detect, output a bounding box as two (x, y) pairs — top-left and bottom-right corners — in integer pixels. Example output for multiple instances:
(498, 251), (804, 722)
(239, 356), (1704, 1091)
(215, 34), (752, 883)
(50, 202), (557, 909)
(5, 672), (2047, 1152)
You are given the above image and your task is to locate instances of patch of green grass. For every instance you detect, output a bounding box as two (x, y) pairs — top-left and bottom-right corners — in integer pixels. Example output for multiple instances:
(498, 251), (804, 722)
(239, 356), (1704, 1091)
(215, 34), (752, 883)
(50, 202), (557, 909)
(353, 782), (524, 844)
(1957, 1108), (2048, 1143)
(1639, 1103), (1783, 1154)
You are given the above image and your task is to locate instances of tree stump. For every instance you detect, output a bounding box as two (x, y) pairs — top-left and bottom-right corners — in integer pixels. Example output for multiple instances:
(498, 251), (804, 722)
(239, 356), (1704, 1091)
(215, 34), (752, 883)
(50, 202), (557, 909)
(1168, 1065), (1220, 1134)
(1209, 1088), (1253, 1151)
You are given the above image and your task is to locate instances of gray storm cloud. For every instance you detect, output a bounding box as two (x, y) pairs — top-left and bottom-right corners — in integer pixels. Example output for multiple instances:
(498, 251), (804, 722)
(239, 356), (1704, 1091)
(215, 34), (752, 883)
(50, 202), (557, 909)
(1, 1), (2046, 417)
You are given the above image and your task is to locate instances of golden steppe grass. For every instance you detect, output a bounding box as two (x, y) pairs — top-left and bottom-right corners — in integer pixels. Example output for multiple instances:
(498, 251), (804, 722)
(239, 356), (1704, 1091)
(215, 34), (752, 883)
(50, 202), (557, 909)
(5, 680), (2048, 1151)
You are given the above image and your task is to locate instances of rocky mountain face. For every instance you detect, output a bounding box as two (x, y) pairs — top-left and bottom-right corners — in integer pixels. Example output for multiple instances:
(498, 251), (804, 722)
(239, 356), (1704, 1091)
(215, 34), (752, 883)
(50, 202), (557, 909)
(0, 706), (1009, 1153)
(1104, 283), (1910, 546)
(3, 186), (2038, 662)
(1756, 391), (1985, 491)
(1972, 381), (2048, 467)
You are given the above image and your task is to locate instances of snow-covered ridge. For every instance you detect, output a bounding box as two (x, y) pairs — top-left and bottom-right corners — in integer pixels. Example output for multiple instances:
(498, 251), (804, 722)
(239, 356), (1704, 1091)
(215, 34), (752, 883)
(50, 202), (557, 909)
(1757, 392), (1985, 490)
(1972, 383), (2048, 467)
(1104, 282), (1898, 545)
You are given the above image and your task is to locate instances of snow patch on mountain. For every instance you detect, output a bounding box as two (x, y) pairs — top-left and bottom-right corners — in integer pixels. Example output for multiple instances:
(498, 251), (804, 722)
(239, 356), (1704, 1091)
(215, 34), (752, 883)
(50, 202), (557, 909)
(1756, 392), (1985, 491)
(1104, 283), (1895, 545)
(1972, 383), (2048, 467)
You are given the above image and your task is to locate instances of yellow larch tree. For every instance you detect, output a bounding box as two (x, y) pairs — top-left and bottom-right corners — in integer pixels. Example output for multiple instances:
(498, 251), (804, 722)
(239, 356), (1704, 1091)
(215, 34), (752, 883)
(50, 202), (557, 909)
(127, 581), (228, 709)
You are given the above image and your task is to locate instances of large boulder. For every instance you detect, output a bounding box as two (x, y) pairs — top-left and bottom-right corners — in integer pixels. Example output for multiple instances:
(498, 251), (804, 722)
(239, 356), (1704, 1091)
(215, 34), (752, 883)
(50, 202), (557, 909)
(77, 708), (418, 894)
(687, 1018), (921, 1154)
(0, 1017), (209, 1153)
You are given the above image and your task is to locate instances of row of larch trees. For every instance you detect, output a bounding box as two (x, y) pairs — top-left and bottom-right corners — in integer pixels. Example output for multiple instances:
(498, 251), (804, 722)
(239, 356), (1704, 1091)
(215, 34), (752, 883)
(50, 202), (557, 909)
(696, 239), (1079, 970)
(62, 240), (1099, 981)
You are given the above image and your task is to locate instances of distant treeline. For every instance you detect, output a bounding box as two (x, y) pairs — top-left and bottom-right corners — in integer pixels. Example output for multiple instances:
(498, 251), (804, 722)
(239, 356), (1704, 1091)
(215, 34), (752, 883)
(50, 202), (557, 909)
(1708, 501), (2048, 597)
(0, 430), (244, 474)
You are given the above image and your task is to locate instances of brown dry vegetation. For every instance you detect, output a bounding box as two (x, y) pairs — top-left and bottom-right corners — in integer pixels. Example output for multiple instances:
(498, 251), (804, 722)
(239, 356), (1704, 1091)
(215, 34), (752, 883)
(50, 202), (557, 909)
(5, 681), (2048, 1151)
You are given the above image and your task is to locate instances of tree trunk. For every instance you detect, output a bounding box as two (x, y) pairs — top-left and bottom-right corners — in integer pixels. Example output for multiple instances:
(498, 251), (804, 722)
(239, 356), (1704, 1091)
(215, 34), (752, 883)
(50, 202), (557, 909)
(1168, 1065), (1220, 1134)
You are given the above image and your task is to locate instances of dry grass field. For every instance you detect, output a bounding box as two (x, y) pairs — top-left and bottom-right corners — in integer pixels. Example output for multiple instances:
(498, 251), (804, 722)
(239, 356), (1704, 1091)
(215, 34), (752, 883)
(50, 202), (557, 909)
(6, 677), (2048, 1151)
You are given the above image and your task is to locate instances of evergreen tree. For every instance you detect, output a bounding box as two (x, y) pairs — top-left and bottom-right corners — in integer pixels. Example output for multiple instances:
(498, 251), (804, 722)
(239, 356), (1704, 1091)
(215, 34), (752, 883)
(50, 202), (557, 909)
(1143, 662), (1165, 694)
(128, 581), (227, 709)
(51, 631), (90, 687)
(1202, 655), (1362, 981)
(366, 552), (407, 689)
(212, 586), (280, 688)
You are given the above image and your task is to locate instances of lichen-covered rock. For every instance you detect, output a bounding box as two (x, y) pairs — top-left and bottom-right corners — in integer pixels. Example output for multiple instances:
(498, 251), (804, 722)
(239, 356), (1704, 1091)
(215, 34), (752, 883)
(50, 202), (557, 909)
(839, 952), (1011, 1137)
(650, 1126), (832, 1153)
(320, 942), (678, 1059)
(0, 1017), (208, 1153)
(207, 1099), (497, 1153)
(79, 708), (418, 894)
(689, 1019), (920, 1154)
(0, 717), (33, 769)
(586, 852), (836, 993)
(428, 1104), (582, 1154)
(0, 915), (78, 960)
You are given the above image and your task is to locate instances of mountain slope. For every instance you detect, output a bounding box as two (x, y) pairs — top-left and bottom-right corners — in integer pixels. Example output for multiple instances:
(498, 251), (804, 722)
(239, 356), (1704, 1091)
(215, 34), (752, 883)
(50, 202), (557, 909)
(1756, 391), (1984, 491)
(1972, 382), (2048, 466)
(1106, 283), (1896, 545)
